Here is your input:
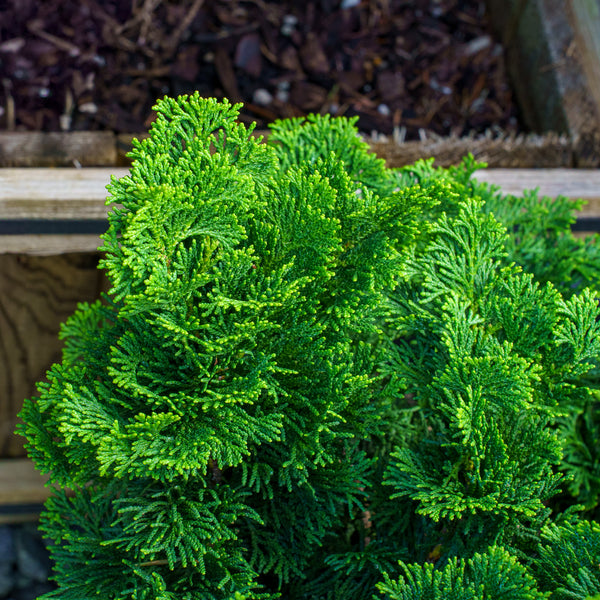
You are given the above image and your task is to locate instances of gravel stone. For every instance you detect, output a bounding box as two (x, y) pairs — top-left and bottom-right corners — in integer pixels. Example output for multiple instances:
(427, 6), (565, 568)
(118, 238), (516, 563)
(6, 581), (55, 600)
(0, 528), (15, 565)
(0, 562), (14, 598)
(14, 525), (52, 584)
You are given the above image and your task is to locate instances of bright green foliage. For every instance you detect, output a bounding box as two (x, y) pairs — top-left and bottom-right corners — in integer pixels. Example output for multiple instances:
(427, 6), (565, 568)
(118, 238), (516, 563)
(296, 159), (600, 599)
(389, 157), (600, 516)
(481, 186), (600, 297)
(472, 167), (600, 514)
(390, 191), (600, 541)
(398, 156), (600, 296)
(381, 195), (600, 559)
(376, 546), (549, 600)
(17, 95), (600, 599)
(18, 95), (429, 598)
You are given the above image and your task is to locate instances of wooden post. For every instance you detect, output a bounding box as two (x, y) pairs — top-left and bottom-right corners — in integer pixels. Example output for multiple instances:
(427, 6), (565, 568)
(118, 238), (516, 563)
(485, 0), (600, 166)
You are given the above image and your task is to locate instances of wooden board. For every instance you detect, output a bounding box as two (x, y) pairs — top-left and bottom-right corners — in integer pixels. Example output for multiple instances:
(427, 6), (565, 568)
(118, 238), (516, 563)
(0, 129), (583, 169)
(0, 167), (599, 253)
(0, 131), (117, 167)
(473, 168), (600, 217)
(0, 167), (598, 215)
(569, 0), (600, 120)
(0, 235), (104, 255)
(1, 166), (599, 224)
(0, 458), (53, 522)
(0, 167), (127, 220)
(0, 167), (125, 253)
(0, 253), (108, 456)
(0, 458), (48, 505)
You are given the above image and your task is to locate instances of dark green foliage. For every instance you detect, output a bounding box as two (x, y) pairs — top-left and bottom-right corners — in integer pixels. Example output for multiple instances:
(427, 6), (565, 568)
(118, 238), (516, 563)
(534, 519), (600, 600)
(381, 196), (600, 552)
(293, 158), (600, 599)
(559, 399), (600, 512)
(370, 194), (600, 591)
(17, 95), (600, 599)
(38, 482), (261, 599)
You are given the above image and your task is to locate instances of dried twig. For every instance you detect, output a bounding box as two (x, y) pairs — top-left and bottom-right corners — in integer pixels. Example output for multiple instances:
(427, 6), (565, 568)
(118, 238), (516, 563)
(27, 21), (80, 56)
(82, 0), (157, 56)
(2, 79), (15, 131)
(116, 0), (162, 37)
(59, 89), (74, 131)
(164, 0), (205, 56)
(137, 559), (170, 567)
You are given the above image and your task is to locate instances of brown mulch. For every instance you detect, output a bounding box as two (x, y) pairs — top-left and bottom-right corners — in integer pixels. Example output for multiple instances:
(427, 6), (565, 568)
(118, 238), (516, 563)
(0, 0), (520, 139)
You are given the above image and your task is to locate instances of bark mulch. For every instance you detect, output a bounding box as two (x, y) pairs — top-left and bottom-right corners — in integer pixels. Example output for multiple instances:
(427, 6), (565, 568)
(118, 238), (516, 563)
(0, 0), (520, 139)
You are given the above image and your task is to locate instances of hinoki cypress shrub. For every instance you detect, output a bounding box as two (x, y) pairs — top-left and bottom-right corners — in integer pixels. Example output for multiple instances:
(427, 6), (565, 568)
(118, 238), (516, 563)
(18, 94), (600, 599)
(18, 94), (433, 599)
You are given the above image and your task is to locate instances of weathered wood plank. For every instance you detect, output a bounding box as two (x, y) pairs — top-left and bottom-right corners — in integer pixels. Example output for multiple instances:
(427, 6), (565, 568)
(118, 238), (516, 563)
(0, 167), (599, 253)
(0, 253), (108, 456)
(485, 0), (600, 166)
(0, 235), (104, 255)
(0, 131), (117, 167)
(569, 0), (600, 122)
(0, 167), (128, 220)
(0, 459), (49, 505)
(0, 167), (599, 254)
(473, 168), (600, 216)
(1, 168), (600, 223)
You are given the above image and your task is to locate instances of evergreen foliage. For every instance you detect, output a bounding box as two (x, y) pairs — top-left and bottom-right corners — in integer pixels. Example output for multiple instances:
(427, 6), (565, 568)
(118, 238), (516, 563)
(534, 519), (600, 600)
(297, 157), (600, 600)
(389, 157), (600, 516)
(369, 194), (600, 597)
(17, 94), (600, 599)
(18, 94), (428, 598)
(376, 546), (548, 600)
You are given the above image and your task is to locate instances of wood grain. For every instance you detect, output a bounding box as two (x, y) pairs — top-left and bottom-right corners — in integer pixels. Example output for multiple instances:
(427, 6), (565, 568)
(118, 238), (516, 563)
(0, 235), (104, 255)
(0, 167), (127, 220)
(0, 167), (599, 253)
(0, 253), (107, 456)
(568, 0), (600, 125)
(0, 132), (117, 167)
(485, 0), (600, 166)
(473, 168), (600, 216)
(0, 167), (599, 220)
(0, 458), (49, 505)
